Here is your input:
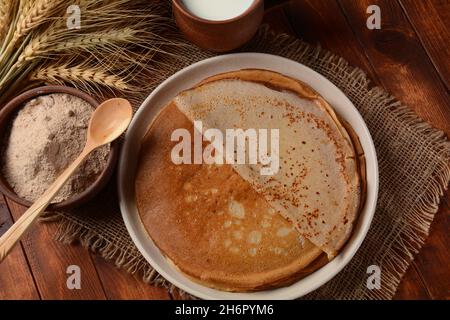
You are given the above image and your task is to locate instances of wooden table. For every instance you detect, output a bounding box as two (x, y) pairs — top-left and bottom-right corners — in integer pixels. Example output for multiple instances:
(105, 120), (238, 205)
(0, 0), (448, 300)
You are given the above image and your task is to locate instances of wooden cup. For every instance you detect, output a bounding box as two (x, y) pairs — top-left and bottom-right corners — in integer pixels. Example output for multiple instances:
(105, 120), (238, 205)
(172, 0), (264, 52)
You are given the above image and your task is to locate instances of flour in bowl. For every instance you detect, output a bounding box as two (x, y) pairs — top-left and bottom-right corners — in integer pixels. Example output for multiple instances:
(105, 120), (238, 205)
(1, 93), (110, 203)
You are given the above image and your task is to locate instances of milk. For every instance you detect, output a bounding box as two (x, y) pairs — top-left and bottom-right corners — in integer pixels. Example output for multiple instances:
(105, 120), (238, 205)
(181, 0), (255, 21)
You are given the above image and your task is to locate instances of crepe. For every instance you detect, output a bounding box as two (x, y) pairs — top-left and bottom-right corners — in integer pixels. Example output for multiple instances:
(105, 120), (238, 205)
(135, 102), (324, 291)
(175, 69), (361, 259)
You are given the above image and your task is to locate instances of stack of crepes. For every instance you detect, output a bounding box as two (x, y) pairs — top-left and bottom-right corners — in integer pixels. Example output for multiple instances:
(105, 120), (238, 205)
(135, 69), (366, 292)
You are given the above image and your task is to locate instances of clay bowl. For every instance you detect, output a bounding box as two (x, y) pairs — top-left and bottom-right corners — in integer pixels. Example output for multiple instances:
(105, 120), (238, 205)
(172, 0), (264, 52)
(0, 86), (120, 210)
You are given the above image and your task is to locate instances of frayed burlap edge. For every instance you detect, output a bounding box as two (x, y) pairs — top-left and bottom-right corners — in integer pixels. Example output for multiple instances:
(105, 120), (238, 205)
(361, 96), (450, 300)
(43, 26), (450, 300)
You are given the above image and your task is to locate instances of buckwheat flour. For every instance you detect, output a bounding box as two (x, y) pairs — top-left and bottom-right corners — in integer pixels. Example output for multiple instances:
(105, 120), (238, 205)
(1, 93), (110, 203)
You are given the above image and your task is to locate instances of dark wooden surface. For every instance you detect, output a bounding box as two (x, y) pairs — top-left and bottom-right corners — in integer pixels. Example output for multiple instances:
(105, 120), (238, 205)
(0, 0), (449, 300)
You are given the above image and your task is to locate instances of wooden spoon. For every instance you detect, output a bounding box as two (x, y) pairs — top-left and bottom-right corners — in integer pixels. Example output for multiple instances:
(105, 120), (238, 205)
(0, 98), (133, 262)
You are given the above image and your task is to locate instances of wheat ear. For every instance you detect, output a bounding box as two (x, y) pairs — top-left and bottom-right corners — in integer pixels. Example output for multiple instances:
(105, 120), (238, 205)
(0, 0), (13, 42)
(0, 0), (64, 72)
(30, 64), (130, 91)
(14, 0), (64, 42)
(19, 28), (139, 63)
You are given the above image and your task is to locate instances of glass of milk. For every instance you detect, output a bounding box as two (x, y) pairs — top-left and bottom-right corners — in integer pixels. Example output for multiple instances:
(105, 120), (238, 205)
(181, 0), (255, 21)
(173, 0), (264, 52)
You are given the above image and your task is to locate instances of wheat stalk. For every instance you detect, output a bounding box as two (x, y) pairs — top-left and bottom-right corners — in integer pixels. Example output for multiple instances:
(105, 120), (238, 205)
(0, 0), (64, 78)
(0, 0), (184, 105)
(0, 0), (63, 61)
(0, 0), (21, 56)
(31, 64), (130, 91)
(7, 26), (161, 89)
(19, 0), (30, 13)
(0, 0), (12, 42)
(19, 28), (139, 63)
(14, 0), (64, 41)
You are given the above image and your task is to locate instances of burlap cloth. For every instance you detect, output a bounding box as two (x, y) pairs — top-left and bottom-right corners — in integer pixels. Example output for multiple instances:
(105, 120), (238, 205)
(44, 26), (450, 300)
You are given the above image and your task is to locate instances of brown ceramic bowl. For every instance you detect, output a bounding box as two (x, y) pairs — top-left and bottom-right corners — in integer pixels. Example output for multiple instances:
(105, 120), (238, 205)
(172, 0), (264, 52)
(0, 86), (120, 210)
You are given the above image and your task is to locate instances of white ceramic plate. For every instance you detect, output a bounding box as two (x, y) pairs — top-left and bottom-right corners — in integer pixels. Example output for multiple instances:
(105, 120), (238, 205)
(118, 53), (379, 300)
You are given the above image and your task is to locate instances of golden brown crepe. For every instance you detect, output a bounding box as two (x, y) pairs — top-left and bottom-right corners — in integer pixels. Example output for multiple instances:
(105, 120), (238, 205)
(135, 69), (364, 291)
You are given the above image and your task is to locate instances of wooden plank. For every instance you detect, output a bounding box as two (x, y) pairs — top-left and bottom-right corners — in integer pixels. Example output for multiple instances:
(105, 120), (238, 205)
(170, 288), (194, 300)
(337, 0), (450, 299)
(262, 3), (296, 34)
(398, 192), (450, 299)
(394, 263), (432, 300)
(338, 0), (450, 134)
(284, 0), (379, 81)
(399, 0), (450, 91)
(91, 254), (171, 300)
(6, 199), (107, 300)
(0, 195), (40, 300)
(405, 190), (450, 299)
(265, 0), (290, 9)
